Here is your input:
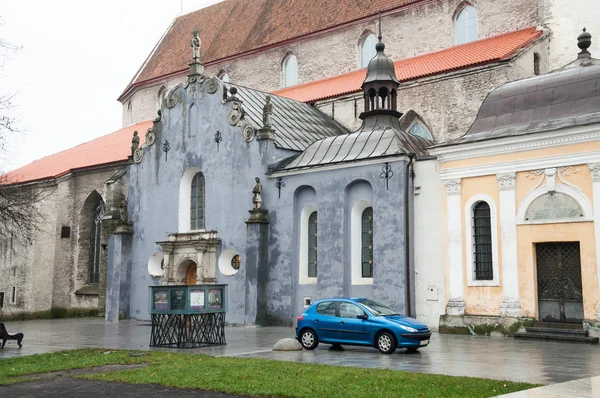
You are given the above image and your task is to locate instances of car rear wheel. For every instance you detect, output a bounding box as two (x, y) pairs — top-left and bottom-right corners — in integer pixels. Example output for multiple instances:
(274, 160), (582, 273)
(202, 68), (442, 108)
(300, 329), (319, 350)
(376, 332), (396, 354)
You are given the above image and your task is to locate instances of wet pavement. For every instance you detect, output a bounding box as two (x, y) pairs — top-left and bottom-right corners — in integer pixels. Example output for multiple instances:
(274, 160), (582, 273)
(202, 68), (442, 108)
(0, 318), (599, 386)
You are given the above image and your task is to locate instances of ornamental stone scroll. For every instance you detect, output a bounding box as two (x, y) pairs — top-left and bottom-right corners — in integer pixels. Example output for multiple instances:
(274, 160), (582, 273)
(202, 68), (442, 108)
(444, 179), (461, 196)
(496, 173), (516, 190)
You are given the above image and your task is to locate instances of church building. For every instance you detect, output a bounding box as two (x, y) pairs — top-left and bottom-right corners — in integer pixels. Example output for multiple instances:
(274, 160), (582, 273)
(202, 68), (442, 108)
(2, 0), (600, 337)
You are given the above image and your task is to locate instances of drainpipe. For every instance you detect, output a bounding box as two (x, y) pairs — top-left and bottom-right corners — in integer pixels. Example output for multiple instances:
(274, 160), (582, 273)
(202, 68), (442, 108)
(405, 155), (416, 317)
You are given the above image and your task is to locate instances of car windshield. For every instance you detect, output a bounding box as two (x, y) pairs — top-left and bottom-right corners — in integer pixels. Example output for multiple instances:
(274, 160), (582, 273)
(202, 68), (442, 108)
(358, 300), (402, 316)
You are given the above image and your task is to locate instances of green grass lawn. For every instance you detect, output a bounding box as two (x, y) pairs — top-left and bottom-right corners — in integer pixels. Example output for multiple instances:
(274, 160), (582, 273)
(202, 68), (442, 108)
(0, 349), (539, 397)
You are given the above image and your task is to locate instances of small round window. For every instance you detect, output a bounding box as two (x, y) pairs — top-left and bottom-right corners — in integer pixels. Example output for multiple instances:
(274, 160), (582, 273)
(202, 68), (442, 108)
(219, 249), (241, 276)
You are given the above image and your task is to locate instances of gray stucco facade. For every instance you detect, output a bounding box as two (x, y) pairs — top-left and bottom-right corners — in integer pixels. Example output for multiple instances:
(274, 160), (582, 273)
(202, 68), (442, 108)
(113, 62), (417, 325)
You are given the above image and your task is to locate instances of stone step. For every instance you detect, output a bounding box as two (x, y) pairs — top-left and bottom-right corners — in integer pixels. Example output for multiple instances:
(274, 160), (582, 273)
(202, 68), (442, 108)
(525, 327), (588, 336)
(532, 321), (583, 330)
(514, 332), (598, 344)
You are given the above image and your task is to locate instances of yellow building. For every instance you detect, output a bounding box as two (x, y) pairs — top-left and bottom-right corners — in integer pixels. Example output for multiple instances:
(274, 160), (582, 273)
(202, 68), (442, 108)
(428, 29), (600, 338)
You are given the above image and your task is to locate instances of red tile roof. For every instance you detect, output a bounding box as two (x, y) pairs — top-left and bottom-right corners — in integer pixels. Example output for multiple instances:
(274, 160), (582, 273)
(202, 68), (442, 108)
(3, 121), (153, 184)
(273, 27), (542, 103)
(121, 0), (424, 99)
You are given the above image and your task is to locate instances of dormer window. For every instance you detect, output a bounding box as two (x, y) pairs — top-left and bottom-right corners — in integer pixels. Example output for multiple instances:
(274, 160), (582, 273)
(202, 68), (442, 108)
(455, 6), (478, 45)
(360, 33), (377, 68)
(282, 54), (298, 87)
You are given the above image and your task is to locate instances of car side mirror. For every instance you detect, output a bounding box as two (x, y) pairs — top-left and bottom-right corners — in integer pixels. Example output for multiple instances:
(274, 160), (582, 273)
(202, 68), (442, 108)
(357, 314), (368, 320)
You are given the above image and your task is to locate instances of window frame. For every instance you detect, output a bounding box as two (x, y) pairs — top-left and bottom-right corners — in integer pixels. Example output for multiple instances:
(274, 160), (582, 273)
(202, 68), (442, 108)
(299, 204), (318, 284)
(351, 200), (374, 285)
(282, 54), (298, 88)
(316, 301), (337, 316)
(454, 5), (478, 45)
(464, 194), (499, 286)
(190, 172), (206, 231)
(339, 302), (366, 318)
(359, 33), (377, 68)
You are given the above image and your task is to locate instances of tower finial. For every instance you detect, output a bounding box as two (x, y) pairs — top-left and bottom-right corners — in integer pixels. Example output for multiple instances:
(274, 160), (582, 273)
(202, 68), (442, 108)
(378, 12), (382, 42)
(577, 27), (592, 59)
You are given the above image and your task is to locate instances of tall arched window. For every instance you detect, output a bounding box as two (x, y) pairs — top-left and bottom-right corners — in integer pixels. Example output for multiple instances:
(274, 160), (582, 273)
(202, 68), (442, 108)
(283, 54), (298, 88)
(361, 207), (373, 277)
(472, 201), (492, 280)
(89, 202), (104, 284)
(360, 33), (377, 68)
(455, 6), (478, 45)
(308, 211), (318, 278)
(190, 172), (205, 230)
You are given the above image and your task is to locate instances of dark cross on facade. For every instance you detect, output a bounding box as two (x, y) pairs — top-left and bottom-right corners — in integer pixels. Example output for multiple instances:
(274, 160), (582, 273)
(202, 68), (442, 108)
(275, 177), (285, 198)
(162, 140), (171, 162)
(380, 162), (393, 190)
(214, 131), (222, 151)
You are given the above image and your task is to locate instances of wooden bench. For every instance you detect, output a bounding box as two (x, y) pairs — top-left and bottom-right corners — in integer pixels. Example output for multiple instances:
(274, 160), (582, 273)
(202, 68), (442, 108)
(0, 322), (23, 348)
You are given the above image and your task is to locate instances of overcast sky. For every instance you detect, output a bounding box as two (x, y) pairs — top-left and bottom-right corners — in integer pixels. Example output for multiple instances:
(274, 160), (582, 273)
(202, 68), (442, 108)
(0, 0), (221, 173)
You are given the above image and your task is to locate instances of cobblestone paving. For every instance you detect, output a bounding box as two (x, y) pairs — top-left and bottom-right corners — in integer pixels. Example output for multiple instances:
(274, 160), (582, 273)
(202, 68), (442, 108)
(1, 318), (599, 385)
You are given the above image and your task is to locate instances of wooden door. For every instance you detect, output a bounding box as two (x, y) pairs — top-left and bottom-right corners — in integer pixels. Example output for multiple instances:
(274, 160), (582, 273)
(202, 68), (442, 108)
(186, 263), (197, 285)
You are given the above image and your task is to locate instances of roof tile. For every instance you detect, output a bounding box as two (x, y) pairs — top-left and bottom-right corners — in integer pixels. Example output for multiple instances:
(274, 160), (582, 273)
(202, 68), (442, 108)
(3, 121), (153, 184)
(273, 27), (542, 103)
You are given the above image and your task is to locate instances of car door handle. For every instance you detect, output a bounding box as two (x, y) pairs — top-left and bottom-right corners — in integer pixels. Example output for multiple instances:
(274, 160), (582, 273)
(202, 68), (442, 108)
(314, 319), (319, 322)
(340, 321), (344, 325)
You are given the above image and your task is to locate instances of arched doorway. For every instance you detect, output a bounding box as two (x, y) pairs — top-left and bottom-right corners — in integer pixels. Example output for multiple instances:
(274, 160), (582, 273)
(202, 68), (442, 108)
(186, 262), (197, 285)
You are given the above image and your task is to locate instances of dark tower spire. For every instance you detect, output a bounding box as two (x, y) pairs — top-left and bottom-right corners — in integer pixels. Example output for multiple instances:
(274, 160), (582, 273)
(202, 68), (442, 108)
(360, 12), (401, 117)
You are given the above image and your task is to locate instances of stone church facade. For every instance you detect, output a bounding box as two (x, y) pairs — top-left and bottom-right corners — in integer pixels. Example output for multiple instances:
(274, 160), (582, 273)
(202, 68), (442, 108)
(2, 0), (600, 336)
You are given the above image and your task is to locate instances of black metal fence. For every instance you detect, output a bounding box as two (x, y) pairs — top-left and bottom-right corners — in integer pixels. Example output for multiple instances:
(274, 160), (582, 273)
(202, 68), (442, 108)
(150, 312), (226, 348)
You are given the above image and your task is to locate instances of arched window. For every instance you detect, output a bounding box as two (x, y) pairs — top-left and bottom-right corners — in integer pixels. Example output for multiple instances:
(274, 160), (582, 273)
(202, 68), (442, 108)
(455, 6), (478, 45)
(157, 86), (167, 109)
(89, 202), (104, 284)
(408, 122), (433, 140)
(307, 211), (318, 278)
(360, 33), (377, 68)
(472, 201), (492, 280)
(361, 207), (373, 278)
(190, 172), (205, 230)
(283, 54), (298, 88)
(218, 71), (230, 83)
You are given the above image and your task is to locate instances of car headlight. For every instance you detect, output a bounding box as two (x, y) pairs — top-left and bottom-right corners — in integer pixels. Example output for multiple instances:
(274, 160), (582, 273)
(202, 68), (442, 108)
(398, 324), (418, 333)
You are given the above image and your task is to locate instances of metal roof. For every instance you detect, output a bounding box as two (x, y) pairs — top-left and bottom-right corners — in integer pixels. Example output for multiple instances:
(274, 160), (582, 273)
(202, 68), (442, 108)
(228, 84), (347, 151)
(438, 58), (600, 147)
(282, 111), (431, 171)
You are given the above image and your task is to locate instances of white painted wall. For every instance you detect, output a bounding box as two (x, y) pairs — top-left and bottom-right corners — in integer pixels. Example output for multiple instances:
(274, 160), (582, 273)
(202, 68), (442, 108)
(413, 159), (446, 329)
(540, 0), (600, 70)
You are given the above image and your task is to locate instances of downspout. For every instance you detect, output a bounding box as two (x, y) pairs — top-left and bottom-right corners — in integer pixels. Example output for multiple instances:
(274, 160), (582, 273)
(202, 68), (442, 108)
(405, 155), (416, 317)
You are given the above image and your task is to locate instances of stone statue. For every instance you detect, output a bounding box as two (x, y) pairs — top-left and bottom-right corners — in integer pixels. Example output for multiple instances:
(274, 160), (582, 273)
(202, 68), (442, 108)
(131, 131), (139, 157)
(191, 29), (201, 63)
(262, 95), (273, 129)
(252, 177), (263, 210)
(118, 193), (129, 223)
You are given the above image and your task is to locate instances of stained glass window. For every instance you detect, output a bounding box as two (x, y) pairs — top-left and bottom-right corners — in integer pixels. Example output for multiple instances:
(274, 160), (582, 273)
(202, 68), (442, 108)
(473, 201), (493, 280)
(361, 207), (373, 278)
(308, 211), (318, 278)
(191, 173), (205, 230)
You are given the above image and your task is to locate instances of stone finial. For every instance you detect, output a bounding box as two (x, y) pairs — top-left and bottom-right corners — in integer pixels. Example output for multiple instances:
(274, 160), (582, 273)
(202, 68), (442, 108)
(252, 177), (263, 210)
(578, 27), (592, 59)
(131, 131), (139, 157)
(262, 95), (273, 129)
(191, 29), (201, 63)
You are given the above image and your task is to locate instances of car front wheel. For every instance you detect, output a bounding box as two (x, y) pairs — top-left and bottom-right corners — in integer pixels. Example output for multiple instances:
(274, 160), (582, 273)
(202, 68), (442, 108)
(299, 329), (319, 350)
(376, 332), (397, 354)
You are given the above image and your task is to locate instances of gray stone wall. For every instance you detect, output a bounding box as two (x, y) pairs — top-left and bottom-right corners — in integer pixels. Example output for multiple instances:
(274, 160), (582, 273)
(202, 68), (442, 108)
(122, 0), (538, 127)
(317, 43), (549, 142)
(124, 77), (413, 326)
(0, 166), (127, 318)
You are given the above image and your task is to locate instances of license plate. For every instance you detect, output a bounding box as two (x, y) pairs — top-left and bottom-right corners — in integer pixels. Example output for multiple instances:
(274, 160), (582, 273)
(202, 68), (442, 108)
(419, 340), (429, 347)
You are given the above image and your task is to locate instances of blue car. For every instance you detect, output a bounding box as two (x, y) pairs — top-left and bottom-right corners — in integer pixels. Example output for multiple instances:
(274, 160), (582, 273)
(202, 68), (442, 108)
(295, 298), (431, 354)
